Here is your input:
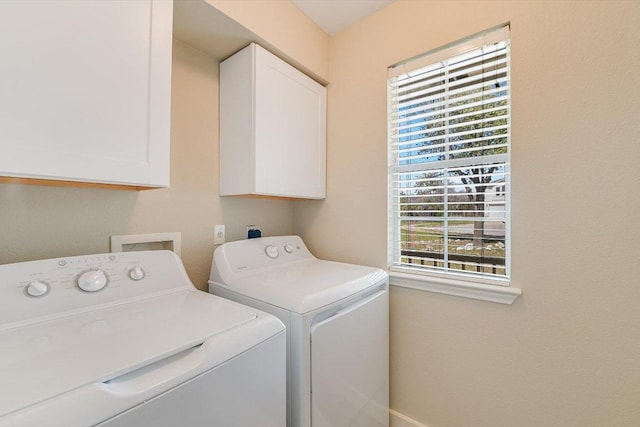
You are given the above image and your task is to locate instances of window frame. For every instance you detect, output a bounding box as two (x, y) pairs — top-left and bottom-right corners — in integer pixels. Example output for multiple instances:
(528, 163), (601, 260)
(387, 24), (520, 303)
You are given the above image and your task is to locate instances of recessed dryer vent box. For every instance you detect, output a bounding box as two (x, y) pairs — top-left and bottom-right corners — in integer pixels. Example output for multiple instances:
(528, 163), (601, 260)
(110, 232), (182, 256)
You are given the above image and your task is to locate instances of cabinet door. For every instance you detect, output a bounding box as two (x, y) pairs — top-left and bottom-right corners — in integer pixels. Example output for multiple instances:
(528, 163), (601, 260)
(0, 0), (172, 188)
(254, 46), (326, 199)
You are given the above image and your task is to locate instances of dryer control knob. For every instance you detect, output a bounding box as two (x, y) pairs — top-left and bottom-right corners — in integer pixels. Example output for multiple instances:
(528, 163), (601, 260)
(26, 280), (49, 297)
(129, 267), (145, 281)
(77, 269), (108, 292)
(265, 245), (280, 259)
(284, 244), (294, 253)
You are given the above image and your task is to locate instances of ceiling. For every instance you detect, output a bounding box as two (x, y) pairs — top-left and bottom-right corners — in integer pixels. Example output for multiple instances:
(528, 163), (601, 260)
(290, 0), (395, 35)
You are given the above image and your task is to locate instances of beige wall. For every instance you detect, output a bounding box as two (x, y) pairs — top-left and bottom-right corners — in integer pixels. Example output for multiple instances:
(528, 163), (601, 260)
(208, 0), (330, 81)
(294, 1), (640, 426)
(0, 39), (295, 290)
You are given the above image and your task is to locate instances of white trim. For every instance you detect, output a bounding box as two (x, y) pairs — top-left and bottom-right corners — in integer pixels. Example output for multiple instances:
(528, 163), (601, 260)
(390, 409), (429, 427)
(389, 270), (521, 304)
(391, 265), (510, 287)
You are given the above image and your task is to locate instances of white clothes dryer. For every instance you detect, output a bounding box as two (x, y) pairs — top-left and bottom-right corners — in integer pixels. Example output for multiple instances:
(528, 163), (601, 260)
(209, 235), (389, 427)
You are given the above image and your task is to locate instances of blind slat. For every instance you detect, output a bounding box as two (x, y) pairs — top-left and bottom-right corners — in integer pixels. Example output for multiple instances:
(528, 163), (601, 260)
(394, 64), (509, 101)
(392, 102), (507, 128)
(392, 153), (508, 173)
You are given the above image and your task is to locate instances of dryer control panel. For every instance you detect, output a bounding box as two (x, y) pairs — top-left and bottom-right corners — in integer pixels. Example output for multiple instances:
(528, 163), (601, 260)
(211, 235), (315, 277)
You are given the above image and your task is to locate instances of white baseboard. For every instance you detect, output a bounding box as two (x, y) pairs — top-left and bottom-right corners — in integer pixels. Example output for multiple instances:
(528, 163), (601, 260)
(389, 409), (428, 427)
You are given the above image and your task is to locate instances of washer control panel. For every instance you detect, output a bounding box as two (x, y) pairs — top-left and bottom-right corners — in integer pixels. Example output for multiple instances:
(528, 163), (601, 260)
(0, 250), (191, 328)
(77, 269), (109, 292)
(25, 280), (49, 297)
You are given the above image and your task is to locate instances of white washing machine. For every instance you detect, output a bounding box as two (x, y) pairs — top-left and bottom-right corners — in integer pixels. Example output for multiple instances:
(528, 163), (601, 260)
(209, 235), (389, 427)
(0, 250), (286, 427)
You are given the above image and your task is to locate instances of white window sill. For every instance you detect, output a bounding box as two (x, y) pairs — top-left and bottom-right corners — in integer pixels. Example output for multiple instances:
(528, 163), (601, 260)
(388, 269), (521, 304)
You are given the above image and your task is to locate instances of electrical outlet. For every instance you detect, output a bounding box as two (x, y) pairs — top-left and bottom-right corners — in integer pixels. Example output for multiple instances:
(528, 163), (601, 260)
(214, 225), (225, 245)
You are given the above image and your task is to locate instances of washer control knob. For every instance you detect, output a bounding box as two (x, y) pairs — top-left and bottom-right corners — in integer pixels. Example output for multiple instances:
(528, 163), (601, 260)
(77, 269), (108, 292)
(265, 245), (279, 259)
(284, 244), (294, 254)
(129, 267), (145, 281)
(26, 280), (49, 297)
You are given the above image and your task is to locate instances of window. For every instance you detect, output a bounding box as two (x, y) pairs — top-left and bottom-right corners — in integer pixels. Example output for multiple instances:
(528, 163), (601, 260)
(388, 25), (511, 284)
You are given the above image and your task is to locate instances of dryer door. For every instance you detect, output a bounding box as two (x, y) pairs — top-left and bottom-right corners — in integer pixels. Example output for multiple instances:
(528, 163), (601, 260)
(310, 290), (389, 427)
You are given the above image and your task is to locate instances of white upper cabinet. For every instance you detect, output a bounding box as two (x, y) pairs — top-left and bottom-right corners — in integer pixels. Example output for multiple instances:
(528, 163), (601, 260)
(220, 43), (327, 199)
(0, 0), (173, 189)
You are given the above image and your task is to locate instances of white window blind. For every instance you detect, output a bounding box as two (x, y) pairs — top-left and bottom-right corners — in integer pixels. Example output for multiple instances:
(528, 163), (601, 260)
(388, 25), (511, 283)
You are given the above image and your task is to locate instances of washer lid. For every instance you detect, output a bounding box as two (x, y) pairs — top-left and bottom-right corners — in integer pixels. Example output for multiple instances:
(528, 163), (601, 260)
(214, 258), (388, 314)
(0, 290), (281, 419)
